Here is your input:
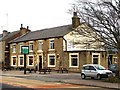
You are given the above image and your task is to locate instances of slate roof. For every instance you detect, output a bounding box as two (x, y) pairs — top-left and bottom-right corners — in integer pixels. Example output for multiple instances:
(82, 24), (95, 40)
(2, 31), (19, 41)
(10, 25), (72, 43)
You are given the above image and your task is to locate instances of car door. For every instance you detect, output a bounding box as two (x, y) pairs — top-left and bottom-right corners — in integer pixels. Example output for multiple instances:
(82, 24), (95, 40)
(89, 66), (97, 77)
(84, 66), (91, 76)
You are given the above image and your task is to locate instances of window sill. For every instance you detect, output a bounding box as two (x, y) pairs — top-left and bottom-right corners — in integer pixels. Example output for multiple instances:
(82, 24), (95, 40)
(48, 65), (55, 67)
(11, 65), (17, 66)
(49, 49), (55, 51)
(27, 65), (34, 66)
(29, 50), (33, 53)
(18, 65), (24, 66)
(69, 66), (79, 68)
(37, 50), (43, 52)
(12, 52), (16, 54)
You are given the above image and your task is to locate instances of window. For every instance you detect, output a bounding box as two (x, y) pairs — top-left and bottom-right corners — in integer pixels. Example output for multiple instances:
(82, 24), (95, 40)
(69, 53), (79, 67)
(12, 45), (16, 53)
(29, 43), (33, 52)
(20, 57), (23, 65)
(19, 44), (23, 53)
(84, 66), (89, 70)
(38, 41), (42, 50)
(92, 53), (100, 64)
(48, 54), (56, 67)
(28, 56), (34, 66)
(89, 66), (96, 70)
(49, 39), (54, 49)
(11, 56), (17, 66)
(18, 55), (24, 66)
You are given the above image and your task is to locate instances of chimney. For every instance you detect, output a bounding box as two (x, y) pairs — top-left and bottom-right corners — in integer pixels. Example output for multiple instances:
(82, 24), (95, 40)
(20, 24), (30, 35)
(27, 26), (29, 30)
(3, 30), (8, 37)
(72, 12), (80, 28)
(20, 24), (23, 30)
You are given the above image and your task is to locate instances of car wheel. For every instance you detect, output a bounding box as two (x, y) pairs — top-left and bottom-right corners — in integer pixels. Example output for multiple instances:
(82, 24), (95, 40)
(81, 74), (86, 79)
(97, 74), (101, 80)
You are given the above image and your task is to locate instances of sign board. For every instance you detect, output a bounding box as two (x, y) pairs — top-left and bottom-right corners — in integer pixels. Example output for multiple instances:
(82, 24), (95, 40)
(21, 46), (29, 54)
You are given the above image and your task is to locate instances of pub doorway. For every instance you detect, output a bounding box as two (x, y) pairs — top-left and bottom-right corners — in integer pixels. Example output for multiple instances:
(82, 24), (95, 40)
(39, 56), (43, 70)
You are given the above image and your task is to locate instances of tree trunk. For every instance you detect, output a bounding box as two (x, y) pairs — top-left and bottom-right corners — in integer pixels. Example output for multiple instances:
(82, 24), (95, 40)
(118, 49), (120, 78)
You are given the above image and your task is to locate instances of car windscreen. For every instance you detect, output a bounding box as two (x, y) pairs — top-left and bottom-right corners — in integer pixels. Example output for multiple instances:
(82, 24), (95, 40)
(94, 65), (105, 70)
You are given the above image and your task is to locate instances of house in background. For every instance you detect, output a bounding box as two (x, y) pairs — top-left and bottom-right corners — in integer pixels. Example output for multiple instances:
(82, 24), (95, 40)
(0, 24), (30, 68)
(9, 12), (107, 72)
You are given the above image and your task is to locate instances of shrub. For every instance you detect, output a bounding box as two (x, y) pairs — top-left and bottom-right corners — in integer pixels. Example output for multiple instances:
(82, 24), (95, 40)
(107, 76), (119, 83)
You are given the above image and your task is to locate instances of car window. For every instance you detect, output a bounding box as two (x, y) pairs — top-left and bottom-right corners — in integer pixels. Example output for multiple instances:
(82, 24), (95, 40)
(94, 65), (105, 70)
(89, 66), (96, 70)
(84, 66), (89, 70)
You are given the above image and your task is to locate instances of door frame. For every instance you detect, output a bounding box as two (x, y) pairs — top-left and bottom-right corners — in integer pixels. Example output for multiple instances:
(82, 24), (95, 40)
(37, 54), (43, 70)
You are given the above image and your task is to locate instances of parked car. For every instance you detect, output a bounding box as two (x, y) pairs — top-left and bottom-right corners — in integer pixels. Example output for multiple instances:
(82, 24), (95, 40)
(109, 64), (118, 76)
(81, 64), (113, 80)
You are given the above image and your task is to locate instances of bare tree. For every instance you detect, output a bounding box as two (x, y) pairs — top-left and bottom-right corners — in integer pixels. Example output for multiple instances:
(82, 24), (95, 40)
(70, 0), (120, 77)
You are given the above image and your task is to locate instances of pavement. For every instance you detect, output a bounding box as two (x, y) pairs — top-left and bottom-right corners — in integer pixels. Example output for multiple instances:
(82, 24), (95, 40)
(1, 70), (119, 89)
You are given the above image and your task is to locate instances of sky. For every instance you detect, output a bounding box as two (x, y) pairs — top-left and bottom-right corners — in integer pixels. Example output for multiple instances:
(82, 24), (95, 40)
(0, 0), (75, 34)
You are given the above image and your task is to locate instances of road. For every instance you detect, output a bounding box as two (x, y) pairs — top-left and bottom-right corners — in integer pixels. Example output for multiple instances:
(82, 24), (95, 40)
(2, 83), (36, 90)
(1, 83), (114, 90)
(1, 76), (115, 90)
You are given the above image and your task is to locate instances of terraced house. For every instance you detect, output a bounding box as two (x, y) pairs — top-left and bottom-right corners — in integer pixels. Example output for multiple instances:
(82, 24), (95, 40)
(0, 26), (30, 68)
(9, 12), (108, 72)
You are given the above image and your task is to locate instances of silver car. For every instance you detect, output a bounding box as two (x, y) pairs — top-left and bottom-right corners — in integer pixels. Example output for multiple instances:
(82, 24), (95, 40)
(81, 64), (113, 79)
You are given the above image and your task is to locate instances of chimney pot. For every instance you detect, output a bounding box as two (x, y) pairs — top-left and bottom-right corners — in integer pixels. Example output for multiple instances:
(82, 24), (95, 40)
(27, 26), (29, 30)
(73, 12), (77, 16)
(20, 24), (23, 29)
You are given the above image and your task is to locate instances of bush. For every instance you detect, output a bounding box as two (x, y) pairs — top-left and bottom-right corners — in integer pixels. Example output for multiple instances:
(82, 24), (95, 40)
(107, 76), (119, 83)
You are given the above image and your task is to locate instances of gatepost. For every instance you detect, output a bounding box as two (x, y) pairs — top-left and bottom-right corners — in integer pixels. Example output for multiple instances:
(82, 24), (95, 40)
(21, 46), (29, 74)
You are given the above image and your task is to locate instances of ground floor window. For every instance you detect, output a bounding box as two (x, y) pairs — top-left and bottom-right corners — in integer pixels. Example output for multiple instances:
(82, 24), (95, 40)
(48, 54), (56, 67)
(18, 55), (24, 66)
(28, 55), (34, 66)
(69, 53), (79, 67)
(11, 56), (17, 66)
(92, 53), (100, 64)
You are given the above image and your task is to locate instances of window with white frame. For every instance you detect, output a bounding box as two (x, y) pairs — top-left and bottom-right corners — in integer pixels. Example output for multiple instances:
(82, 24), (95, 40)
(11, 56), (17, 66)
(28, 55), (34, 66)
(48, 54), (56, 67)
(69, 53), (79, 67)
(92, 53), (100, 64)
(49, 39), (54, 49)
(19, 44), (23, 53)
(38, 41), (43, 50)
(18, 55), (24, 66)
(29, 43), (33, 52)
(12, 45), (16, 53)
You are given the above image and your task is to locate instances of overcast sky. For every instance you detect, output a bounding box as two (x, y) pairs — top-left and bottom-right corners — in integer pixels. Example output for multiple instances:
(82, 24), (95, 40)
(0, 0), (75, 34)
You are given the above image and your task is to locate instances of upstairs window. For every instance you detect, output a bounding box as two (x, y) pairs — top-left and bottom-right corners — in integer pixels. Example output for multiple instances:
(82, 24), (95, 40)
(19, 44), (23, 53)
(12, 45), (16, 53)
(38, 41), (43, 50)
(49, 39), (54, 49)
(29, 43), (33, 52)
